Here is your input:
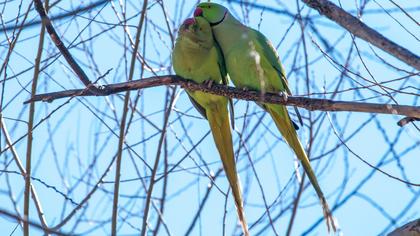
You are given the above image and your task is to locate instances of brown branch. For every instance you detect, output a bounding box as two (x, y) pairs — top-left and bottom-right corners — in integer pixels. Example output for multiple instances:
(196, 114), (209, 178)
(24, 1), (49, 235)
(302, 0), (420, 70)
(397, 117), (420, 127)
(388, 218), (420, 236)
(24, 75), (420, 119)
(33, 0), (106, 95)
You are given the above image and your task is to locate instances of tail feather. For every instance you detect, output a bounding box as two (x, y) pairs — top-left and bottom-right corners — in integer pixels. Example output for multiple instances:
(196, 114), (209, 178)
(207, 106), (249, 236)
(266, 104), (336, 233)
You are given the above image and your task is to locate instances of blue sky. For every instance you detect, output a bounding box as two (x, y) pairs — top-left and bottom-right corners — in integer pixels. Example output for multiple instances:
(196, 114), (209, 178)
(0, 0), (419, 235)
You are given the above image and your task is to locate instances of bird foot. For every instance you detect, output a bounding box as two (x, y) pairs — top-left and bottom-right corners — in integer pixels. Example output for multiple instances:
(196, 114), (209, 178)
(279, 91), (288, 103)
(241, 87), (250, 92)
(203, 79), (215, 89)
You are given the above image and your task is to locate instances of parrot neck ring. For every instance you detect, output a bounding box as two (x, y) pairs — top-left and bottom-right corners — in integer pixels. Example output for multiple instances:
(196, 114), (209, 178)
(210, 11), (227, 27)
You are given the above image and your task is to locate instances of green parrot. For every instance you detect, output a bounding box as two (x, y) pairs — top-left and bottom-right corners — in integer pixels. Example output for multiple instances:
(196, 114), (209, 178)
(172, 17), (249, 236)
(195, 3), (337, 232)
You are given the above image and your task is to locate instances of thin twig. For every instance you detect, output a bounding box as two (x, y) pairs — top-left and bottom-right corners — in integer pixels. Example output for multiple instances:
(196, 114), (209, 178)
(141, 87), (176, 236)
(0, 209), (69, 236)
(285, 173), (306, 236)
(1, 118), (48, 231)
(3, 0), (109, 32)
(50, 154), (118, 231)
(111, 0), (148, 234)
(24, 1), (49, 235)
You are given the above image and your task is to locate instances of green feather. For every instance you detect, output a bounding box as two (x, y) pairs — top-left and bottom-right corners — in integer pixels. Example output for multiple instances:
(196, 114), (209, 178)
(172, 16), (249, 235)
(198, 3), (336, 232)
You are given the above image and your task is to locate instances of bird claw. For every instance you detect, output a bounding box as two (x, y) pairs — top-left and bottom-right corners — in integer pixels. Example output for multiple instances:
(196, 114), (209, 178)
(242, 87), (250, 92)
(186, 81), (193, 88)
(203, 79), (214, 89)
(279, 91), (288, 102)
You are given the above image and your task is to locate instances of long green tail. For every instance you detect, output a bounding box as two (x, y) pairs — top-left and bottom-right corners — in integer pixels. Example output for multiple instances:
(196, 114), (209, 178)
(206, 106), (249, 236)
(266, 103), (337, 232)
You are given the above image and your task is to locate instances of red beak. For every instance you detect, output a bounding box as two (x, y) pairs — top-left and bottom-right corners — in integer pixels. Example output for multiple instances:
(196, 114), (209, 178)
(194, 8), (203, 17)
(183, 18), (196, 27)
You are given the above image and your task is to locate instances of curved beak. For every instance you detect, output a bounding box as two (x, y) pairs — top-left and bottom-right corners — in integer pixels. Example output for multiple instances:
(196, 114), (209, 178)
(183, 18), (196, 27)
(180, 18), (196, 32)
(194, 7), (203, 17)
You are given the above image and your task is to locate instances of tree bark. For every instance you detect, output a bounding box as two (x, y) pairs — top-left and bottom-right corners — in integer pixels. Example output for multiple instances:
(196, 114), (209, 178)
(302, 0), (420, 70)
(24, 75), (420, 119)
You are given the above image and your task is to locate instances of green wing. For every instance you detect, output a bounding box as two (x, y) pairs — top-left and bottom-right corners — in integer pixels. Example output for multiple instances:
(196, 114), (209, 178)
(253, 29), (303, 126)
(215, 40), (235, 129)
(253, 29), (291, 94)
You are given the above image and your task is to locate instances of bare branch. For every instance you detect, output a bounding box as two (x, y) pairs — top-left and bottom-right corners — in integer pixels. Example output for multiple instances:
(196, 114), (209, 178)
(4, 0), (108, 32)
(397, 117), (420, 127)
(24, 1), (49, 235)
(388, 218), (420, 236)
(1, 117), (48, 231)
(0, 209), (70, 236)
(112, 0), (148, 234)
(302, 0), (420, 70)
(25, 75), (420, 119)
(33, 0), (106, 95)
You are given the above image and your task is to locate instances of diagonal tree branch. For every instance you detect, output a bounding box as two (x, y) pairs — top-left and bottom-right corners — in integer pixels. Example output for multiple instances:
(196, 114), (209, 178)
(32, 0), (107, 95)
(24, 75), (420, 119)
(388, 218), (420, 236)
(0, 209), (69, 236)
(302, 0), (420, 70)
(1, 117), (49, 233)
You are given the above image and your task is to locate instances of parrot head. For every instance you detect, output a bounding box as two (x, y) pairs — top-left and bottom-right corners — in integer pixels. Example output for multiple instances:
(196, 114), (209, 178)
(178, 17), (213, 45)
(194, 3), (227, 26)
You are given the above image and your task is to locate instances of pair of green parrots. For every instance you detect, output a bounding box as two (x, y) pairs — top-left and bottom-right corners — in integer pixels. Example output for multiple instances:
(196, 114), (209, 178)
(172, 3), (336, 235)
